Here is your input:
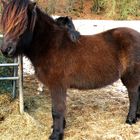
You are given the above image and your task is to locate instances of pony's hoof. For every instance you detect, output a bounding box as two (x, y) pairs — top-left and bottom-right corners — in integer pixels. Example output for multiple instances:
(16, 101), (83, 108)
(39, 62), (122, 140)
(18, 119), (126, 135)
(136, 113), (140, 119)
(126, 118), (137, 125)
(49, 133), (64, 140)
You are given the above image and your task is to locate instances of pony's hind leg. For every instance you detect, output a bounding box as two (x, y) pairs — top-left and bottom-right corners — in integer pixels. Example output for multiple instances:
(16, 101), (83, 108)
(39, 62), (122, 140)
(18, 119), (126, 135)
(136, 87), (140, 118)
(121, 70), (140, 125)
(49, 87), (66, 140)
(125, 88), (139, 124)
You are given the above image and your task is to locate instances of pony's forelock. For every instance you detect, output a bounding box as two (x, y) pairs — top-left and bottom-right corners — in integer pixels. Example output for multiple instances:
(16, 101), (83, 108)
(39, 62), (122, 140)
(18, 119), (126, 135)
(1, 0), (29, 37)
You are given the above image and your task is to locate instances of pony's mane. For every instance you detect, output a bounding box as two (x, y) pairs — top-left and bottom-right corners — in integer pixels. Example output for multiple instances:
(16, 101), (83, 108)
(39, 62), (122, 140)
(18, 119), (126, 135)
(36, 6), (56, 26)
(1, 0), (29, 37)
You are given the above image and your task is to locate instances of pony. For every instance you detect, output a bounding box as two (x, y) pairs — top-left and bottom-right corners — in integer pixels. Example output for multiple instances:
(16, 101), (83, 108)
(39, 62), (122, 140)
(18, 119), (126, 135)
(1, 0), (140, 139)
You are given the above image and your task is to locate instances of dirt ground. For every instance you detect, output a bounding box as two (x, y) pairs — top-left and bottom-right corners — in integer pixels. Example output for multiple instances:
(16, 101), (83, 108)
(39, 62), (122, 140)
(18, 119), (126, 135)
(1, 75), (140, 140)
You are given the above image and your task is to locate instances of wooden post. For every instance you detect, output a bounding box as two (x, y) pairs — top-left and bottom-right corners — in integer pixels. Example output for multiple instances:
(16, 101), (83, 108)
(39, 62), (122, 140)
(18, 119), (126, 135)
(18, 55), (24, 114)
(12, 58), (18, 98)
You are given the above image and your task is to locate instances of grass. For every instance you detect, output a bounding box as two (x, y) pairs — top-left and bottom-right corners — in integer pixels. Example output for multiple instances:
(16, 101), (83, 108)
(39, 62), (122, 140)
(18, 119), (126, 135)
(45, 0), (57, 14)
(64, 0), (84, 17)
(91, 0), (140, 19)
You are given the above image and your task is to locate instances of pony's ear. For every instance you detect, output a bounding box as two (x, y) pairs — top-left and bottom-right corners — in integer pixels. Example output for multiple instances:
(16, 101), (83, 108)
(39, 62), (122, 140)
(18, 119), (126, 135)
(64, 16), (72, 23)
(65, 16), (72, 23)
(66, 16), (72, 20)
(28, 1), (37, 32)
(0, 0), (8, 8)
(28, 1), (37, 12)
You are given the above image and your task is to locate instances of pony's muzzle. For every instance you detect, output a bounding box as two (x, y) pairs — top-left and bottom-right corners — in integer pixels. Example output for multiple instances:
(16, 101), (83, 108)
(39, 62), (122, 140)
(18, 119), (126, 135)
(1, 41), (16, 57)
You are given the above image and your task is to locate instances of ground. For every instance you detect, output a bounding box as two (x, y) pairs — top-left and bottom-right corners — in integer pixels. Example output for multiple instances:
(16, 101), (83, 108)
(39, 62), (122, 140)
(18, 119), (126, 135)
(1, 75), (140, 140)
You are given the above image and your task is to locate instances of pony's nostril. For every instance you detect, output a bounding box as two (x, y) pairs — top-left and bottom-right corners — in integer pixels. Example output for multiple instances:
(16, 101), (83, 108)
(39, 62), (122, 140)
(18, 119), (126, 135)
(1, 47), (8, 56)
(7, 46), (12, 52)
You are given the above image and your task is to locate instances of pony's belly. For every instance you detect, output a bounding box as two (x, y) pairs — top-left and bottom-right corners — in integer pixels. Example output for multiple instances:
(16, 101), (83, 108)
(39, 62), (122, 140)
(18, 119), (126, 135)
(69, 77), (118, 90)
(70, 82), (96, 90)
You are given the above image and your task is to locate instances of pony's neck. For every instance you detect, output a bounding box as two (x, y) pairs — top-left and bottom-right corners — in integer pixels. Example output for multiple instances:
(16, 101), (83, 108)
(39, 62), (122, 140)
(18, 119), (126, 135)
(24, 7), (64, 64)
(33, 7), (57, 40)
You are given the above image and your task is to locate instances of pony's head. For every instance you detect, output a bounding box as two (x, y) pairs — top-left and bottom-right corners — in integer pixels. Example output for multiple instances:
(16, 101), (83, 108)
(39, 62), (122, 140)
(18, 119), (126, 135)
(55, 16), (76, 31)
(0, 0), (37, 57)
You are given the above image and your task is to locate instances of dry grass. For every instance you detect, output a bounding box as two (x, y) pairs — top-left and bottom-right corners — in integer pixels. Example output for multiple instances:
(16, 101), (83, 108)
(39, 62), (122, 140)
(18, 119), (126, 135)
(1, 76), (140, 140)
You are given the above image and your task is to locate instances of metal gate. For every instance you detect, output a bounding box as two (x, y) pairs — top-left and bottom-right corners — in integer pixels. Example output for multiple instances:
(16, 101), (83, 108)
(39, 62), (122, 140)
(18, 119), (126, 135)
(0, 35), (24, 114)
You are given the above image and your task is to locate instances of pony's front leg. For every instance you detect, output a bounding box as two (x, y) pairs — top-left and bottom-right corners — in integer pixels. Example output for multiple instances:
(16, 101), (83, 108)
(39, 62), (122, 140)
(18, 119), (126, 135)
(49, 87), (66, 140)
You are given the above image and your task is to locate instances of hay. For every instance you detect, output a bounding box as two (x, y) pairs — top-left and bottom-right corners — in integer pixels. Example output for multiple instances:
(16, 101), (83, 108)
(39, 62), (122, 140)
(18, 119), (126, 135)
(1, 77), (140, 140)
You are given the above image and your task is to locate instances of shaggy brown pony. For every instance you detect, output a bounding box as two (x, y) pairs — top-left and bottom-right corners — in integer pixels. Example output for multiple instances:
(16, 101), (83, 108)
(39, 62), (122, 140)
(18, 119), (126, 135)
(1, 0), (140, 140)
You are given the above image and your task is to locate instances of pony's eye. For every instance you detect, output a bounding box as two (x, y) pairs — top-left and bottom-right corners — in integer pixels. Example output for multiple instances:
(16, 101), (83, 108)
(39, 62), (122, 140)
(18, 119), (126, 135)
(15, 34), (23, 42)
